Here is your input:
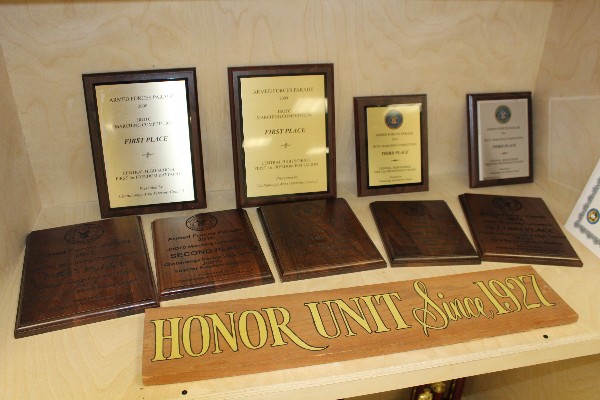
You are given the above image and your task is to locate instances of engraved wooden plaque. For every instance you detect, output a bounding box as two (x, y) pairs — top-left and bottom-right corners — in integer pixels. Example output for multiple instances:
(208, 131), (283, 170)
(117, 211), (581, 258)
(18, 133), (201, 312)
(142, 265), (577, 385)
(152, 209), (274, 301)
(370, 200), (480, 267)
(15, 216), (158, 338)
(459, 193), (582, 266)
(257, 198), (386, 281)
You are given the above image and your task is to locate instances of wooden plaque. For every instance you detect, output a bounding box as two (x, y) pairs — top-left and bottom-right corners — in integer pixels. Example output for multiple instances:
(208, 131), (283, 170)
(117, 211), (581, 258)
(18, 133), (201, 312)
(82, 68), (207, 218)
(370, 200), (480, 267)
(15, 216), (158, 338)
(258, 198), (386, 281)
(152, 209), (274, 301)
(228, 64), (336, 208)
(354, 95), (429, 197)
(459, 193), (582, 266)
(142, 265), (577, 385)
(466, 92), (533, 188)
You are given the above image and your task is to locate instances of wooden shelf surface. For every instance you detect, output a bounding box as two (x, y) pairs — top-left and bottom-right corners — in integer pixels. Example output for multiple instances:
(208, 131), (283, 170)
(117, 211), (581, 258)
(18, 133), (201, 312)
(1, 173), (599, 400)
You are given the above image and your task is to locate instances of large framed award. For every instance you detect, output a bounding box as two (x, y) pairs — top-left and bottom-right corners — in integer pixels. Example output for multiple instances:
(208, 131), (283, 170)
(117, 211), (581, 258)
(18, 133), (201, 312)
(467, 92), (533, 188)
(354, 95), (428, 197)
(228, 64), (336, 208)
(83, 68), (206, 218)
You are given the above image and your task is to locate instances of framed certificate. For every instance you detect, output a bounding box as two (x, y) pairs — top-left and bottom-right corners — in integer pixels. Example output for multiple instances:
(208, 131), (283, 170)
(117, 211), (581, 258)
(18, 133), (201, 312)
(467, 92), (533, 188)
(228, 64), (336, 208)
(354, 95), (428, 197)
(566, 158), (600, 260)
(83, 68), (206, 218)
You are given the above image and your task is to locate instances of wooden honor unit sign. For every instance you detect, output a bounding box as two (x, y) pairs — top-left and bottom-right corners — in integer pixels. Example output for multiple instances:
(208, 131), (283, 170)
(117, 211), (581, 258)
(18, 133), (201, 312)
(15, 216), (158, 338)
(142, 265), (577, 385)
(460, 193), (582, 266)
(370, 200), (480, 267)
(152, 209), (274, 301)
(258, 198), (386, 281)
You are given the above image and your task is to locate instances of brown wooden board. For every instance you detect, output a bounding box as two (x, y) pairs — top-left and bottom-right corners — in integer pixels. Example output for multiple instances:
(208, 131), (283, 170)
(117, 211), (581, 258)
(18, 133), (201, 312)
(152, 209), (274, 301)
(370, 200), (480, 267)
(142, 265), (577, 385)
(15, 216), (158, 338)
(459, 193), (582, 266)
(257, 198), (386, 281)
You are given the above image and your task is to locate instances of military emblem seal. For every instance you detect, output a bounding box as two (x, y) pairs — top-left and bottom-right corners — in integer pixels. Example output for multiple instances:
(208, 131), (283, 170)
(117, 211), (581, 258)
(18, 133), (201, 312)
(495, 105), (512, 124)
(186, 214), (218, 231)
(385, 109), (403, 129)
(587, 208), (599, 225)
(64, 223), (104, 244)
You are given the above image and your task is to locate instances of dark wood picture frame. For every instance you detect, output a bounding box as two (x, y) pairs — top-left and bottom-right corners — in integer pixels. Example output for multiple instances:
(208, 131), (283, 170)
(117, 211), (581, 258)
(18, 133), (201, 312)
(83, 68), (206, 218)
(467, 92), (533, 188)
(228, 64), (336, 208)
(354, 94), (428, 197)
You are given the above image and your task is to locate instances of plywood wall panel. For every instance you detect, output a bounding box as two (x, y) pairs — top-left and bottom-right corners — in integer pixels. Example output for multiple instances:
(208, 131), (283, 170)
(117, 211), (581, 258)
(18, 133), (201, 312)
(0, 42), (39, 293)
(0, 1), (552, 206)
(533, 0), (600, 208)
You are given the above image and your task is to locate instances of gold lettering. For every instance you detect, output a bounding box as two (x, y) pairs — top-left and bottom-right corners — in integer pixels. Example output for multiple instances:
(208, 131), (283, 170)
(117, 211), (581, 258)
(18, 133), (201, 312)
(305, 301), (342, 339)
(182, 315), (210, 357)
(262, 307), (327, 351)
(151, 317), (183, 361)
(412, 281), (448, 336)
(357, 295), (390, 333)
(205, 313), (238, 354)
(238, 310), (268, 350)
(327, 298), (371, 337)
(474, 280), (510, 315)
(519, 274), (555, 307)
(374, 292), (412, 330)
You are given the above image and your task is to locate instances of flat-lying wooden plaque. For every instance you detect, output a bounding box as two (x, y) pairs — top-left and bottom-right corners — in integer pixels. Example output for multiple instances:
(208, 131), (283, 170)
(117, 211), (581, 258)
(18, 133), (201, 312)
(370, 200), (480, 267)
(257, 198), (386, 281)
(15, 216), (158, 338)
(142, 265), (577, 385)
(152, 209), (274, 301)
(460, 193), (582, 266)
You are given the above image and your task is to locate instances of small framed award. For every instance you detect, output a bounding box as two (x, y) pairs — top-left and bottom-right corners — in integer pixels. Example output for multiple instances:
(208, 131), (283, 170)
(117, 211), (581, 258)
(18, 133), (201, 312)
(228, 64), (336, 208)
(83, 68), (206, 218)
(354, 95), (428, 197)
(467, 92), (533, 188)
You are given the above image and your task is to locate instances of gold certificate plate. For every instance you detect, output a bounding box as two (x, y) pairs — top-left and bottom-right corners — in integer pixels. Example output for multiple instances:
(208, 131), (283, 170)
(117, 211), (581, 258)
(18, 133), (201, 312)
(83, 68), (206, 217)
(228, 64), (336, 208)
(354, 95), (429, 197)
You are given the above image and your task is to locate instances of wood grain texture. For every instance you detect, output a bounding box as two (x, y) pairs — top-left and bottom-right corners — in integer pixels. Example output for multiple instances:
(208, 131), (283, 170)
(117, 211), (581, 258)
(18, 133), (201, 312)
(142, 265), (577, 385)
(258, 198), (386, 281)
(1, 176), (600, 400)
(4, 0), (600, 399)
(370, 200), (479, 267)
(459, 193), (582, 266)
(533, 0), (600, 206)
(0, 43), (40, 296)
(15, 216), (159, 337)
(0, 1), (552, 207)
(152, 209), (274, 301)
